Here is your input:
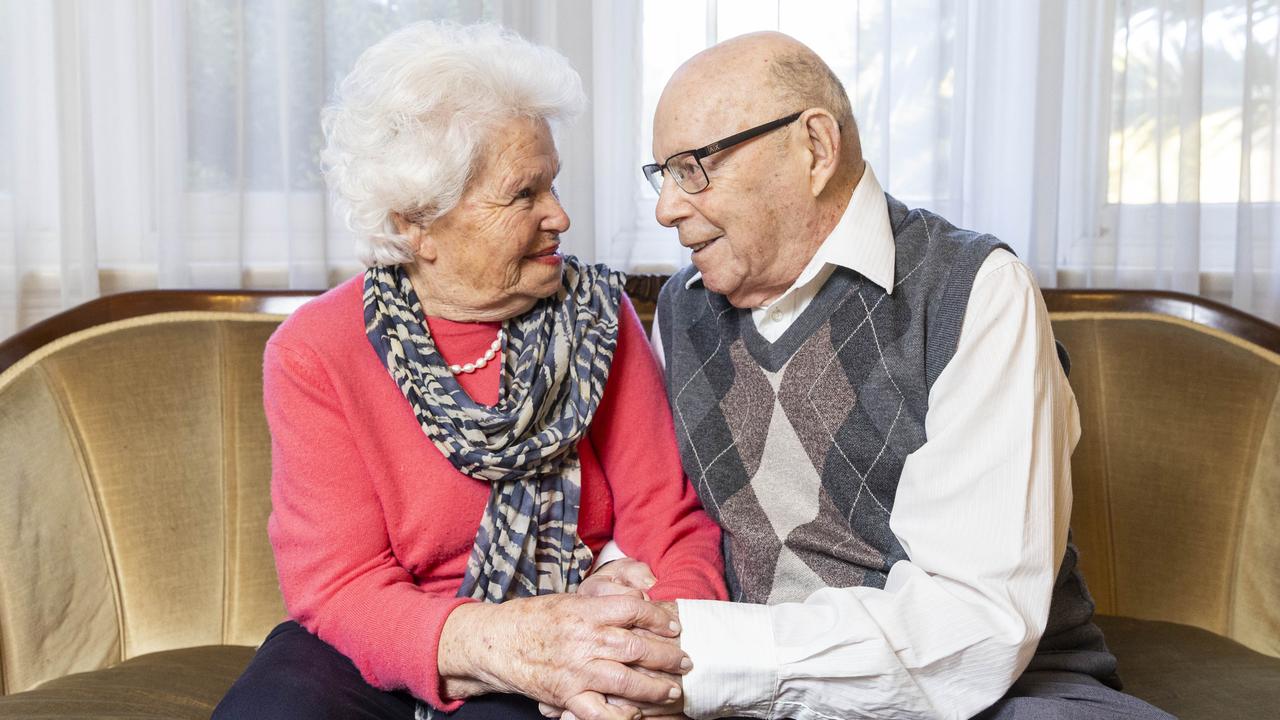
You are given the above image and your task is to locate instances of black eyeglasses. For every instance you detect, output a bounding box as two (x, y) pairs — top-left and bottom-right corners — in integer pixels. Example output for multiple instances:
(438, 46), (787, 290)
(642, 111), (804, 195)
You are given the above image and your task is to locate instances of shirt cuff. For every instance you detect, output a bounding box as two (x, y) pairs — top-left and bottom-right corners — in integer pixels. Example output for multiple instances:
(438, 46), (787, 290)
(676, 599), (778, 718)
(591, 539), (628, 570)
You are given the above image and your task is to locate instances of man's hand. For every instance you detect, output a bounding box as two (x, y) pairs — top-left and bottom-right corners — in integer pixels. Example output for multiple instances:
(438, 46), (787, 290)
(539, 602), (687, 720)
(438, 594), (688, 720)
(577, 558), (658, 600)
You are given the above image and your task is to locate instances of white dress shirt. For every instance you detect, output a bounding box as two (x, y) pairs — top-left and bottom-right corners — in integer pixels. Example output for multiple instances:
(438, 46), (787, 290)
(647, 165), (1081, 719)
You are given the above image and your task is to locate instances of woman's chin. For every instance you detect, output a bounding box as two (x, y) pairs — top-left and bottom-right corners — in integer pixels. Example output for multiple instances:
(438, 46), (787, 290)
(523, 255), (565, 292)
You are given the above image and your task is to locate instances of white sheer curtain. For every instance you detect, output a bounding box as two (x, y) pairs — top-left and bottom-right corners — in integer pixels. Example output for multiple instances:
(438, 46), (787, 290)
(610, 0), (1064, 275)
(1080, 0), (1280, 321)
(3, 1), (1278, 339)
(0, 0), (600, 338)
(611, 0), (1280, 324)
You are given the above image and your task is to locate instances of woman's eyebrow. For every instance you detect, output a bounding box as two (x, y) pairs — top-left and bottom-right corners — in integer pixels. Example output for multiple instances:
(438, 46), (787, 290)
(502, 166), (554, 194)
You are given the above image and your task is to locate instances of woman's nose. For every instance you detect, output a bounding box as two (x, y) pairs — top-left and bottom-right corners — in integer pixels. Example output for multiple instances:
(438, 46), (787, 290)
(543, 193), (571, 233)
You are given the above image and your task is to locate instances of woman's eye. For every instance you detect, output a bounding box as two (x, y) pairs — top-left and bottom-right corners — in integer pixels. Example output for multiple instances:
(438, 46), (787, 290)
(514, 188), (533, 200)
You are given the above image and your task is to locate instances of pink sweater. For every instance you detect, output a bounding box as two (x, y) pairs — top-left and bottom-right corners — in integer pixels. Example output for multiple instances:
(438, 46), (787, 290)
(263, 275), (726, 710)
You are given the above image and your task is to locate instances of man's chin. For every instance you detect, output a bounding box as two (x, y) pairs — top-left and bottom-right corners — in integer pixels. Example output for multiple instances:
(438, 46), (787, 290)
(697, 272), (747, 307)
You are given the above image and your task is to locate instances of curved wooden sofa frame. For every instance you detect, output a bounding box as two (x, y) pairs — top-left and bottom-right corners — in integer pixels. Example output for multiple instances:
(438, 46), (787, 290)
(5, 282), (1279, 375)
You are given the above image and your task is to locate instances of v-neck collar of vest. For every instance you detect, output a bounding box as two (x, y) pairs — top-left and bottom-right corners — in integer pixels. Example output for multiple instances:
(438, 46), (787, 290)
(736, 267), (865, 373)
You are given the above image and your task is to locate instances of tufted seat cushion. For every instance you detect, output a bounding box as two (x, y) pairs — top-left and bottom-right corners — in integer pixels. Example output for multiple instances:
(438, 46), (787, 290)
(1, 615), (1278, 719)
(1096, 615), (1280, 719)
(0, 645), (254, 719)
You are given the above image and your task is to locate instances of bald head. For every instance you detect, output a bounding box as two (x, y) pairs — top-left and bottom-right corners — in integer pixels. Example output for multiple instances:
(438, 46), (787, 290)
(650, 32), (864, 309)
(657, 32), (859, 164)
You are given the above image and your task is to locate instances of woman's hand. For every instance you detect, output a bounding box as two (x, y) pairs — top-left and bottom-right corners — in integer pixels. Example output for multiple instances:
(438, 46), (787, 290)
(577, 559), (658, 600)
(537, 603), (687, 720)
(438, 594), (688, 720)
(539, 690), (690, 720)
(539, 669), (688, 720)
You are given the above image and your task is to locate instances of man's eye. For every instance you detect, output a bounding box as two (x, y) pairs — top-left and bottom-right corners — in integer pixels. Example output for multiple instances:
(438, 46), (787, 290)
(514, 188), (533, 200)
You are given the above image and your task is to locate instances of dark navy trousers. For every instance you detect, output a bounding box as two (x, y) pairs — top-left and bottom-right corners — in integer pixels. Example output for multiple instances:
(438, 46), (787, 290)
(212, 621), (544, 720)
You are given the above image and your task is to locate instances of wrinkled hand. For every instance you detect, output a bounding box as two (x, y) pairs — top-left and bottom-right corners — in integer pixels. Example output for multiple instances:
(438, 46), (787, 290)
(539, 602), (686, 720)
(577, 558), (658, 600)
(439, 594), (688, 720)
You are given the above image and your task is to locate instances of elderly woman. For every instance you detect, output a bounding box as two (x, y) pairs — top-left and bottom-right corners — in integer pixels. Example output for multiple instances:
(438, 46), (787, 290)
(213, 21), (725, 720)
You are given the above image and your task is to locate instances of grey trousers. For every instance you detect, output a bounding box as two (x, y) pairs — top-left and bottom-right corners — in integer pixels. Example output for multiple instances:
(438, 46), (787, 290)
(974, 670), (1176, 719)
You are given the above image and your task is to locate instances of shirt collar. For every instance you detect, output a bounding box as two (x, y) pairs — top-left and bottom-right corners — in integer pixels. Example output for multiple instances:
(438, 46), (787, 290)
(683, 163), (897, 299)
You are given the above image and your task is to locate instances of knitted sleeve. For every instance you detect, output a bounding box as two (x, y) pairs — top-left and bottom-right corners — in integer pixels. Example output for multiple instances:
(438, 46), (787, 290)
(263, 337), (473, 712)
(587, 294), (729, 602)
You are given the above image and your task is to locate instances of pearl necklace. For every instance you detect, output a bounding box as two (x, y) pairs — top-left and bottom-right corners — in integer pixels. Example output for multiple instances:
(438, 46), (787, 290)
(448, 329), (505, 374)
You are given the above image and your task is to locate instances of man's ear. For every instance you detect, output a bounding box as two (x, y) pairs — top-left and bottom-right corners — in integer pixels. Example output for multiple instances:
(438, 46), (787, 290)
(391, 212), (437, 262)
(802, 109), (842, 197)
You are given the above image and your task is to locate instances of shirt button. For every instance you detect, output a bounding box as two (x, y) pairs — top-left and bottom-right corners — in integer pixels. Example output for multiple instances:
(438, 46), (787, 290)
(769, 307), (783, 322)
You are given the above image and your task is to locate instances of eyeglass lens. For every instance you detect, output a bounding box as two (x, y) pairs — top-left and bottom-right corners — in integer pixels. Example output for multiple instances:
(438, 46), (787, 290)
(668, 154), (707, 193)
(646, 153), (708, 194)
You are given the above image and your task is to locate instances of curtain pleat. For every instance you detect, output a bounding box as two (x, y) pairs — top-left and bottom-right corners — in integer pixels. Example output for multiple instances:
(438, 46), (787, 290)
(3, 0), (1279, 339)
(0, 0), (515, 335)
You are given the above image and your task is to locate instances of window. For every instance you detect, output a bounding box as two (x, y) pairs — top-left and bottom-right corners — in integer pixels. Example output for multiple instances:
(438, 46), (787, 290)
(1085, 0), (1280, 279)
(627, 0), (1276, 321)
(628, 0), (971, 270)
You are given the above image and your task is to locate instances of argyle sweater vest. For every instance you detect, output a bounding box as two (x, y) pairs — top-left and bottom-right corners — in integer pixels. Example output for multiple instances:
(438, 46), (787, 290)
(658, 194), (1119, 682)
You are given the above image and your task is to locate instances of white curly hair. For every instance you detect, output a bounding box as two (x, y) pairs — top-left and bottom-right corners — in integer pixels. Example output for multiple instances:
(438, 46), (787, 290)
(321, 21), (586, 267)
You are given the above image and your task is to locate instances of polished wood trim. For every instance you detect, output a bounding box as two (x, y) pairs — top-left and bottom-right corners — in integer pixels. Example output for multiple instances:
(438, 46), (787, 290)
(623, 275), (664, 331)
(1040, 288), (1280, 355)
(0, 279), (666, 374)
(623, 274), (667, 304)
(5, 280), (1278, 376)
(0, 289), (320, 375)
(619, 277), (1280, 356)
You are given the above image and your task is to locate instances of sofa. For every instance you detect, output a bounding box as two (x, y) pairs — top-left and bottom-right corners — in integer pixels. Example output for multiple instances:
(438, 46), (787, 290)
(0, 281), (1278, 719)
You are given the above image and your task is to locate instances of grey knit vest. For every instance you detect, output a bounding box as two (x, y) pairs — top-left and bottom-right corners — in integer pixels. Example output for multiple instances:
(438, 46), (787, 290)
(658, 194), (1119, 683)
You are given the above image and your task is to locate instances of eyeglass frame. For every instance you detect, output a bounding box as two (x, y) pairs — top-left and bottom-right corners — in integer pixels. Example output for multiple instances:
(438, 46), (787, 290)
(642, 110), (805, 195)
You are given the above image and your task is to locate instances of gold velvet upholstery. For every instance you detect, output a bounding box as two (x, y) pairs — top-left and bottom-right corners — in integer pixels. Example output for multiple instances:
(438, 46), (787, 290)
(1053, 313), (1280, 658)
(0, 311), (290, 715)
(0, 287), (1277, 719)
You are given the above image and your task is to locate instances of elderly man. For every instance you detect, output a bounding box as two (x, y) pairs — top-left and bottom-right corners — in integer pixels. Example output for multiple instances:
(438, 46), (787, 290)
(640, 32), (1173, 719)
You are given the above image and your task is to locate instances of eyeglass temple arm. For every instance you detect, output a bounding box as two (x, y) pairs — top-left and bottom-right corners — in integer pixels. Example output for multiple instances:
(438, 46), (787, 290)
(691, 111), (805, 159)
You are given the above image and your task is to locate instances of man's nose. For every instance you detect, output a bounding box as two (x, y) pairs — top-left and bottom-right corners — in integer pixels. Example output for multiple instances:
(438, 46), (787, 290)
(653, 174), (690, 228)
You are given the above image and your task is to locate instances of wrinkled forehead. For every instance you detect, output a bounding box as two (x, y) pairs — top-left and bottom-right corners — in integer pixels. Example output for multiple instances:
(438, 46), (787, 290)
(652, 54), (782, 161)
(478, 116), (559, 171)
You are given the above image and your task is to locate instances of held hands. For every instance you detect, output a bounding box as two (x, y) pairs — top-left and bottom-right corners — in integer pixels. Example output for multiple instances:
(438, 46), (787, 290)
(576, 558), (659, 600)
(438, 594), (689, 720)
(567, 561), (688, 718)
(564, 561), (687, 718)
(538, 598), (689, 720)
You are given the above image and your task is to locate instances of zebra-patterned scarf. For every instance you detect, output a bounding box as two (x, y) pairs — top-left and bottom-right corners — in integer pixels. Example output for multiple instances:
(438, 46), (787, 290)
(363, 255), (626, 603)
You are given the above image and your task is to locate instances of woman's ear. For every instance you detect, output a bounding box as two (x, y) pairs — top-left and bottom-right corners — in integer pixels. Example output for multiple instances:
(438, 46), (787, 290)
(392, 212), (437, 262)
(803, 109), (842, 197)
